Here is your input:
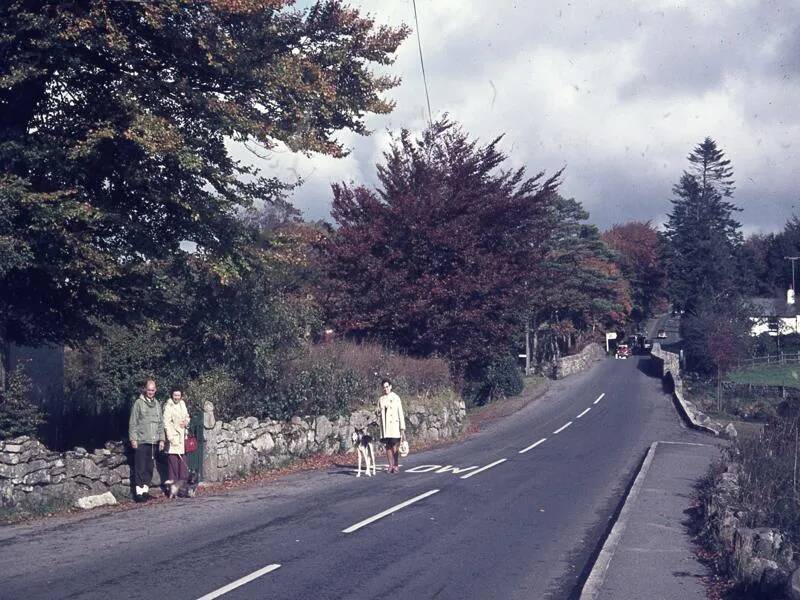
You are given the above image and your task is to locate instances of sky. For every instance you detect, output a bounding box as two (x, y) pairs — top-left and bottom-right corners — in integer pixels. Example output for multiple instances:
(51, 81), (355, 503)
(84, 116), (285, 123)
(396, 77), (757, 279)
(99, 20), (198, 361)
(233, 0), (800, 235)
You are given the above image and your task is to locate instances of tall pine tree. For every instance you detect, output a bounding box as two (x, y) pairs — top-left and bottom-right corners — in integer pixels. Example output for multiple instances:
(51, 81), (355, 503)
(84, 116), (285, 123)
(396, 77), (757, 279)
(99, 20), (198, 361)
(664, 138), (744, 312)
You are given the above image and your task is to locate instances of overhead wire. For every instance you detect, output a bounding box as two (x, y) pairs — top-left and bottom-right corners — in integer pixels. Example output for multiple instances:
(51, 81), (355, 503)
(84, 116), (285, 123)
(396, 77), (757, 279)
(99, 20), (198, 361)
(411, 0), (434, 127)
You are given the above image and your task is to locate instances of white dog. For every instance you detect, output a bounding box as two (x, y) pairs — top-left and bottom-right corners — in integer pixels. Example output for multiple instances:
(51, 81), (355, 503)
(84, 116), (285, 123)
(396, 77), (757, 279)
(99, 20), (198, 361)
(351, 427), (376, 477)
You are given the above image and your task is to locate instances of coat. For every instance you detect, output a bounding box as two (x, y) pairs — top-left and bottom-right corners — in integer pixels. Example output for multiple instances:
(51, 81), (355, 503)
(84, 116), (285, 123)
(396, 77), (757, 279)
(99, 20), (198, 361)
(129, 395), (165, 445)
(379, 392), (406, 439)
(163, 399), (190, 455)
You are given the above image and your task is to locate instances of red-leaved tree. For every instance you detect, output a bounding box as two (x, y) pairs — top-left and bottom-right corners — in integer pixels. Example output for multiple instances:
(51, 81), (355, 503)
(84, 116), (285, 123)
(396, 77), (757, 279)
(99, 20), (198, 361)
(602, 221), (667, 321)
(320, 119), (561, 374)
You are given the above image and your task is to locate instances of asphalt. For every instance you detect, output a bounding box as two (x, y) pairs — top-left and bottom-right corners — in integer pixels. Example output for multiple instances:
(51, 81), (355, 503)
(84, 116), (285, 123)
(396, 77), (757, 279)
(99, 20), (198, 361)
(0, 353), (721, 600)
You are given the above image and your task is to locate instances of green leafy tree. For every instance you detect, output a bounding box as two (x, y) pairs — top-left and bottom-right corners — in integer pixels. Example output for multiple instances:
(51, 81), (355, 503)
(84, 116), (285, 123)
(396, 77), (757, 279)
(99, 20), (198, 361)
(664, 138), (744, 313)
(0, 365), (44, 440)
(0, 0), (408, 363)
(525, 196), (631, 367)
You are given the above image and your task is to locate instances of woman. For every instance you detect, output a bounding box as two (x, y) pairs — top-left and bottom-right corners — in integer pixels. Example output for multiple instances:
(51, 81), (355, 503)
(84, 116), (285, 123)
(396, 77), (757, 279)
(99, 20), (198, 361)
(163, 386), (190, 498)
(378, 379), (406, 474)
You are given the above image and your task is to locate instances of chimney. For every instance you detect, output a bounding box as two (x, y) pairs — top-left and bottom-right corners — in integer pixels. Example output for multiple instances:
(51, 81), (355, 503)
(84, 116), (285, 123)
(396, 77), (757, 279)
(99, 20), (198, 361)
(788, 288), (796, 306)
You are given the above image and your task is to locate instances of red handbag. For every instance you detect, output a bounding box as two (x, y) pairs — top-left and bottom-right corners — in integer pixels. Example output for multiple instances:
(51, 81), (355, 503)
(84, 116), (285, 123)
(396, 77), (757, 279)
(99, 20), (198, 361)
(185, 436), (198, 453)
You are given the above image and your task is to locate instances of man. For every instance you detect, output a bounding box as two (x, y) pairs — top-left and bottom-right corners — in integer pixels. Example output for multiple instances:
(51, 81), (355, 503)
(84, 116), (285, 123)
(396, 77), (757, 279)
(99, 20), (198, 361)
(128, 379), (165, 501)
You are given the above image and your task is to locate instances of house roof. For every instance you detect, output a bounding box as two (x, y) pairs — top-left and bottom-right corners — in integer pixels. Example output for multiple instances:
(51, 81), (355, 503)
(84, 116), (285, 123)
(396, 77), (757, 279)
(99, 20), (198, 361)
(748, 296), (800, 318)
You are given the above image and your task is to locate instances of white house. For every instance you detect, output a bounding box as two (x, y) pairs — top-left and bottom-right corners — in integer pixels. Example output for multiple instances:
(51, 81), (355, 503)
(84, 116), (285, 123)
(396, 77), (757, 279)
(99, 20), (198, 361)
(749, 294), (800, 336)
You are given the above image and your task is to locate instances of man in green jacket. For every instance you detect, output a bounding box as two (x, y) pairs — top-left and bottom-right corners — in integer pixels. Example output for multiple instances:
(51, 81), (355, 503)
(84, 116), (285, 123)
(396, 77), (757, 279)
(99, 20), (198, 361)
(129, 379), (165, 501)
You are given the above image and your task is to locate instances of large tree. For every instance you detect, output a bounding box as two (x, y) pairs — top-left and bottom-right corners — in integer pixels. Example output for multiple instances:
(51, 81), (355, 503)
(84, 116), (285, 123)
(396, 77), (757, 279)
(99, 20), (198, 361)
(0, 1), (408, 359)
(321, 119), (561, 373)
(664, 137), (744, 312)
(526, 196), (631, 368)
(602, 220), (667, 322)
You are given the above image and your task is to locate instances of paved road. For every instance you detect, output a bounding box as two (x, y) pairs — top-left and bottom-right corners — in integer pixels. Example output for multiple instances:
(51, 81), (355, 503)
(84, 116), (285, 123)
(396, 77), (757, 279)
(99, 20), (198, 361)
(0, 356), (710, 600)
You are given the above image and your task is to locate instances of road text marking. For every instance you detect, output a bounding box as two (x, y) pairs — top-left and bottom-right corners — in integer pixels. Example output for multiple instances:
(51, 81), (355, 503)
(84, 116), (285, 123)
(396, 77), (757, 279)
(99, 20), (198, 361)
(576, 407), (591, 419)
(342, 489), (440, 533)
(594, 393), (605, 405)
(553, 422), (572, 434)
(196, 564), (281, 600)
(519, 438), (547, 454)
(460, 458), (507, 479)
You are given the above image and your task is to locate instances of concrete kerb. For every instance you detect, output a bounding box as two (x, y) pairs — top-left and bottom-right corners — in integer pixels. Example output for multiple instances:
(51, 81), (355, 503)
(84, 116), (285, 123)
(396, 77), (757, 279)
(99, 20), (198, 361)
(579, 441), (659, 600)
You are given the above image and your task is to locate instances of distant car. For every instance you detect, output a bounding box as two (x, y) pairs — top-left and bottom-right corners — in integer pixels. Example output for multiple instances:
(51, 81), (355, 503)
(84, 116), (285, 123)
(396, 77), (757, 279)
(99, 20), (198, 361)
(657, 329), (667, 339)
(643, 339), (652, 351)
(615, 344), (630, 359)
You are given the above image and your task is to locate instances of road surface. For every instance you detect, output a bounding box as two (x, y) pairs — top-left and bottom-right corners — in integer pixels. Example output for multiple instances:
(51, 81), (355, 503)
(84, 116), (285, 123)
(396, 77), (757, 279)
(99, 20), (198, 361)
(0, 356), (709, 600)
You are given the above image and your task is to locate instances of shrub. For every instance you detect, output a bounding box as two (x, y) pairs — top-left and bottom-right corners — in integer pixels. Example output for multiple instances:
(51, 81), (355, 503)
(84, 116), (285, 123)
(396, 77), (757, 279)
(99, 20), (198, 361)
(462, 355), (524, 407)
(734, 399), (800, 546)
(0, 365), (45, 439)
(185, 367), (245, 422)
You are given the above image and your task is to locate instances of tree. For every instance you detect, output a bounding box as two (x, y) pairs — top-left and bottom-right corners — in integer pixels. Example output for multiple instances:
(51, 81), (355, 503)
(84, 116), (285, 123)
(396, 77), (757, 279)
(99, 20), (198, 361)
(526, 196), (631, 368)
(321, 119), (561, 374)
(0, 1), (408, 361)
(664, 138), (744, 313)
(602, 221), (667, 322)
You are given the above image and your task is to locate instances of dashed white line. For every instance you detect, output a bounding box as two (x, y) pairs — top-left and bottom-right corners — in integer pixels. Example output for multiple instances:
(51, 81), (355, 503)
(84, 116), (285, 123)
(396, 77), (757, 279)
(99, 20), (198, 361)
(342, 489), (440, 533)
(460, 458), (508, 479)
(576, 407), (591, 419)
(553, 421), (572, 434)
(594, 393), (605, 405)
(196, 564), (282, 600)
(519, 438), (547, 454)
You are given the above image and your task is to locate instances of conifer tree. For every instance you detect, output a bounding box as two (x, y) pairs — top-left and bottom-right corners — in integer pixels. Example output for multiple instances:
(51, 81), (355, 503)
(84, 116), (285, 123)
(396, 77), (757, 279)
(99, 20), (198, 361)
(664, 138), (744, 312)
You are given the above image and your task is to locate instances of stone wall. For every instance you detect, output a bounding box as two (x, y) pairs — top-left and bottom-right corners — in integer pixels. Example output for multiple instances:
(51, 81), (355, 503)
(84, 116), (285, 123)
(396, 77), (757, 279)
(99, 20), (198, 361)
(203, 393), (467, 482)
(703, 462), (800, 598)
(0, 393), (468, 508)
(0, 437), (131, 509)
(651, 343), (722, 436)
(552, 343), (605, 380)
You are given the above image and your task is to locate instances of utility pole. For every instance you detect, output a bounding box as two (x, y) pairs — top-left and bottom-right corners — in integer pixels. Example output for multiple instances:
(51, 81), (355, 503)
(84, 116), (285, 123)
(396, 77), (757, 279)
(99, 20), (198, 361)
(785, 256), (800, 291)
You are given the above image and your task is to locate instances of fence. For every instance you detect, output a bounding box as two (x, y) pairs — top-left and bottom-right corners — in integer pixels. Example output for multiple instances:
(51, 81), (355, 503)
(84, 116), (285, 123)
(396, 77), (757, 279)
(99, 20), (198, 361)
(736, 352), (800, 369)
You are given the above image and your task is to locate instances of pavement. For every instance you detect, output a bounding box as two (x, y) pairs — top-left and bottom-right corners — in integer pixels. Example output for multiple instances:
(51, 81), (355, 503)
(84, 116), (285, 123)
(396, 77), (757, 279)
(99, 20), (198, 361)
(581, 439), (721, 600)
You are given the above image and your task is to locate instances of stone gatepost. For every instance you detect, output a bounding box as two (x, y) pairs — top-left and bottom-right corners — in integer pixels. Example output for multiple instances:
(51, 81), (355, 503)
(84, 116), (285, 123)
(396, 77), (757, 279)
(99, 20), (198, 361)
(201, 400), (220, 482)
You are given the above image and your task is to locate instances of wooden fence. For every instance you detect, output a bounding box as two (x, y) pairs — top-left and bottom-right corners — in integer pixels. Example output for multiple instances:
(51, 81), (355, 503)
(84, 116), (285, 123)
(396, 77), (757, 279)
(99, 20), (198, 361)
(736, 352), (800, 369)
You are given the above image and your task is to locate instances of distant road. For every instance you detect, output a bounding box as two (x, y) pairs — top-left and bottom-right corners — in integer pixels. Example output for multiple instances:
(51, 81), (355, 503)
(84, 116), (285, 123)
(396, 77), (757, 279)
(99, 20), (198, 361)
(0, 357), (707, 600)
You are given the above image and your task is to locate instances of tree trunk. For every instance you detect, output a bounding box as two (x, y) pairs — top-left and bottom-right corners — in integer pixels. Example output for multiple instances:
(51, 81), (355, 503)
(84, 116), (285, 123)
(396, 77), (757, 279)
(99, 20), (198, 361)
(716, 366), (722, 412)
(524, 320), (531, 376)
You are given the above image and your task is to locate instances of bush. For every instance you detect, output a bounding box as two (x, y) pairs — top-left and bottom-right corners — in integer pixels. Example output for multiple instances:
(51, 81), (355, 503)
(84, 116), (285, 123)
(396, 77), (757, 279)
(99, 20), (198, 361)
(733, 399), (800, 546)
(462, 355), (524, 407)
(0, 365), (45, 439)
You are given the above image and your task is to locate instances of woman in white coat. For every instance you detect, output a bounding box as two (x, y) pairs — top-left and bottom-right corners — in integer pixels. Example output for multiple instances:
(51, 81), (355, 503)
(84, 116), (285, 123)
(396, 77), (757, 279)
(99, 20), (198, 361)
(378, 379), (406, 473)
(163, 387), (190, 498)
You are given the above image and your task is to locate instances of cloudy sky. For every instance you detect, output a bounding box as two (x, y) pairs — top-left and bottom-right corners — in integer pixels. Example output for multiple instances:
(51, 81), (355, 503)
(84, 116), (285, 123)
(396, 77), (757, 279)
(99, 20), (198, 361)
(235, 0), (799, 234)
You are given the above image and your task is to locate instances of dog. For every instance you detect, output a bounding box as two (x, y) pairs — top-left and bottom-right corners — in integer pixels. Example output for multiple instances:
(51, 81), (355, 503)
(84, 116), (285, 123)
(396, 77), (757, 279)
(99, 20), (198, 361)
(350, 427), (376, 477)
(169, 469), (199, 498)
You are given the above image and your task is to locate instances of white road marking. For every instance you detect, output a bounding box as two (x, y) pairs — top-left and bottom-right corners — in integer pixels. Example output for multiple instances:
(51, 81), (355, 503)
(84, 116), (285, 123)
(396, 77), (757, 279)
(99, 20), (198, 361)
(576, 407), (591, 419)
(553, 421), (572, 434)
(593, 393), (605, 405)
(519, 438), (547, 454)
(435, 465), (480, 475)
(342, 489), (440, 533)
(460, 458), (507, 479)
(195, 564), (281, 600)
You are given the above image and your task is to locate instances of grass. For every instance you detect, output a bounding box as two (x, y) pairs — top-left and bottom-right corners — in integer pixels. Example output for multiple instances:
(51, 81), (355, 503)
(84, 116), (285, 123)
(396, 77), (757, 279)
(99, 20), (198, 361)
(727, 363), (800, 389)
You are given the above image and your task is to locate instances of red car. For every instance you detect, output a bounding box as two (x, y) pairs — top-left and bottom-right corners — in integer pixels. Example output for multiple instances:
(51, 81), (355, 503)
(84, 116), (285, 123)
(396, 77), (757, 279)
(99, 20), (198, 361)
(615, 344), (630, 359)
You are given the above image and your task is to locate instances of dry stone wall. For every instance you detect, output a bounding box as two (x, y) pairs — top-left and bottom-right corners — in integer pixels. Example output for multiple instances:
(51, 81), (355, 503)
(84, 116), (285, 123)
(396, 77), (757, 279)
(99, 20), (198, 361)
(203, 394), (467, 482)
(0, 437), (131, 509)
(552, 343), (605, 379)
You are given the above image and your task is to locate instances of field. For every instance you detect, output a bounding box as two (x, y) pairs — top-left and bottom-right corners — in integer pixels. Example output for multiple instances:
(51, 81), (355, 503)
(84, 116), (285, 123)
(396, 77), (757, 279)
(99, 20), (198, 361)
(727, 363), (800, 389)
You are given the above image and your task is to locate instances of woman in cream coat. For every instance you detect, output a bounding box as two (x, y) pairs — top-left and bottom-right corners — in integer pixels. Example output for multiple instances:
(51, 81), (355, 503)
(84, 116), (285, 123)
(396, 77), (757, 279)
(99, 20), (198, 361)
(163, 387), (190, 497)
(378, 379), (406, 473)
